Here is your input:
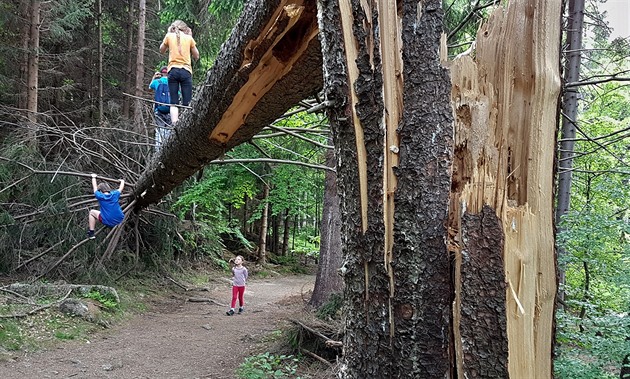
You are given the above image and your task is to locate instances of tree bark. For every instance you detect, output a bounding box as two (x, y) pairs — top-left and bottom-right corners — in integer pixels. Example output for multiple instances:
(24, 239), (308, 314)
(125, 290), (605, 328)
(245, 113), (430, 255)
(309, 148), (343, 308)
(318, 0), (453, 376)
(133, 0), (322, 208)
(271, 211), (280, 255)
(133, 0), (146, 129)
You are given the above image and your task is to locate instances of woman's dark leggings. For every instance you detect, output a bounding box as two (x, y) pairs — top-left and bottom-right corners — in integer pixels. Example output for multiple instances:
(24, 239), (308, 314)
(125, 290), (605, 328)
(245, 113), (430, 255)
(167, 68), (193, 106)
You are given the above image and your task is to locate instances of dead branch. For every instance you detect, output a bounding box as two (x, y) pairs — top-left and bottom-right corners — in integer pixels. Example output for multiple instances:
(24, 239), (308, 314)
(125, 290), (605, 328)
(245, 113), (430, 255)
(14, 239), (66, 271)
(0, 157), (136, 188)
(187, 297), (228, 307)
(299, 347), (334, 367)
(99, 199), (137, 264)
(290, 318), (342, 346)
(209, 158), (335, 172)
(265, 123), (333, 150)
(0, 287), (37, 305)
(167, 276), (190, 291)
(32, 238), (93, 282)
(121, 92), (193, 109)
(0, 289), (72, 318)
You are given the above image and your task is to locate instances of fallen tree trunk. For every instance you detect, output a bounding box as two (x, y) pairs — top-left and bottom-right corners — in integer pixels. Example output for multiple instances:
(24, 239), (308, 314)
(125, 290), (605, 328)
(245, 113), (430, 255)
(133, 0), (322, 208)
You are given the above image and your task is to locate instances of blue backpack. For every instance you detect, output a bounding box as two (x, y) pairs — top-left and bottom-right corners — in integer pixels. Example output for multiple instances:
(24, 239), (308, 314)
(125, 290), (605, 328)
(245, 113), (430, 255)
(155, 81), (170, 114)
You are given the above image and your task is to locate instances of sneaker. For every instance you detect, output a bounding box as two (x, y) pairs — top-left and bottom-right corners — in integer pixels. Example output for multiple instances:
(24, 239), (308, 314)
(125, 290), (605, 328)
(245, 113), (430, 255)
(238, 307), (244, 314)
(226, 309), (234, 316)
(87, 230), (95, 239)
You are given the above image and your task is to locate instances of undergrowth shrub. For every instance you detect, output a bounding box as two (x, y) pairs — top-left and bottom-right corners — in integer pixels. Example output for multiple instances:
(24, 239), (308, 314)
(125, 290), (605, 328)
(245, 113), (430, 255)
(236, 352), (300, 379)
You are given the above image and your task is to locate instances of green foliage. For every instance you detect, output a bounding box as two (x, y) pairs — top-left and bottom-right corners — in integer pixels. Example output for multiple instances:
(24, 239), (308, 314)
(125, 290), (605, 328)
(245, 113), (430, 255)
(208, 0), (244, 17)
(555, 30), (630, 377)
(173, 175), (229, 224)
(555, 309), (629, 379)
(47, 0), (94, 40)
(269, 255), (308, 275)
(159, 0), (244, 70)
(236, 352), (300, 379)
(83, 290), (119, 310)
(175, 223), (226, 261)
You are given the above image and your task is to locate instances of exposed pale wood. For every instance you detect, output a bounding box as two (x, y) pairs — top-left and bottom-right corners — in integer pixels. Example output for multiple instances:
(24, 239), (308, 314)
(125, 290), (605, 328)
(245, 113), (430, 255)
(449, 0), (561, 377)
(338, 0), (368, 233)
(376, 0), (403, 338)
(210, 2), (319, 144)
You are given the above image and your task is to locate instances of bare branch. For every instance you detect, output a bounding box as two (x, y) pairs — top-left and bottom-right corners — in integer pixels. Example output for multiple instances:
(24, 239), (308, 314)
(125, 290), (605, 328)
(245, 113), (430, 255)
(210, 158), (335, 172)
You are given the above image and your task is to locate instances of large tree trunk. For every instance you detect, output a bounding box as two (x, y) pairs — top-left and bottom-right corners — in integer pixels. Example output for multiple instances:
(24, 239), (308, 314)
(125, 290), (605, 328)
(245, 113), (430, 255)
(133, 0), (322, 208)
(309, 148), (343, 308)
(318, 0), (560, 377)
(318, 0), (453, 376)
(449, 0), (560, 378)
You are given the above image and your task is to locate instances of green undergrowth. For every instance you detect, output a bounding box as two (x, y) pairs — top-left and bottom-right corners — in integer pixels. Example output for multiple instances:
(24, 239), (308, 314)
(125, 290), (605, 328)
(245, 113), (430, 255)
(236, 352), (301, 379)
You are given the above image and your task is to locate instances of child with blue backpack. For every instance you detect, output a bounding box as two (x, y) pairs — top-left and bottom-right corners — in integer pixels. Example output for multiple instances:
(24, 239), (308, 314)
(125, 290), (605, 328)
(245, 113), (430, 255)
(149, 66), (172, 148)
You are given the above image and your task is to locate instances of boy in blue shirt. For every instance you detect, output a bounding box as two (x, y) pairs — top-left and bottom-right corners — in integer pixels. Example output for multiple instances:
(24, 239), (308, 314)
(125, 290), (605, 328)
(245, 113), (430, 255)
(87, 173), (125, 239)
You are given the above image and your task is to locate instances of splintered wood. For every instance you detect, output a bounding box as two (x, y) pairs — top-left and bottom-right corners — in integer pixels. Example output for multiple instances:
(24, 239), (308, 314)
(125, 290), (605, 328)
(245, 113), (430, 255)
(209, 1), (319, 144)
(449, 1), (560, 378)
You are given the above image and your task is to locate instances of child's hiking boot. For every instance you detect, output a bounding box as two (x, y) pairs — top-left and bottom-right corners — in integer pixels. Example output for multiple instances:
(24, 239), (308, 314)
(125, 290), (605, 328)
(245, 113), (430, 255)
(87, 230), (95, 239)
(238, 307), (244, 314)
(226, 309), (235, 316)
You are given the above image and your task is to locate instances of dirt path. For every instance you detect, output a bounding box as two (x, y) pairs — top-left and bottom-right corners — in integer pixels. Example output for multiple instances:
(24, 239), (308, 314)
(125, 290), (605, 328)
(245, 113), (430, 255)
(0, 275), (315, 379)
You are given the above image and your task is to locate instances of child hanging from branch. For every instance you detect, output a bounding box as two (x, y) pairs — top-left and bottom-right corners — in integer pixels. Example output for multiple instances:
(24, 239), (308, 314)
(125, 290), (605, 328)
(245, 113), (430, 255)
(87, 173), (125, 239)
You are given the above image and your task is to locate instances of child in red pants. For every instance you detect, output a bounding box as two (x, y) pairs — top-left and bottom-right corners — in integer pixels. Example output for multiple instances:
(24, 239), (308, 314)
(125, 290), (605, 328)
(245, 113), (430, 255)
(226, 255), (248, 316)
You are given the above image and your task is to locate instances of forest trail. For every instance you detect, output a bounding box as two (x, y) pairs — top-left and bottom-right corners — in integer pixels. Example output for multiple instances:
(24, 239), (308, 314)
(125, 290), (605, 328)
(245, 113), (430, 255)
(0, 275), (315, 379)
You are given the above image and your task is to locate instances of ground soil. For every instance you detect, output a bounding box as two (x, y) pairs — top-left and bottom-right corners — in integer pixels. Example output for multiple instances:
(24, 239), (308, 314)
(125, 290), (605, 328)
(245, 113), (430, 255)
(0, 274), (318, 379)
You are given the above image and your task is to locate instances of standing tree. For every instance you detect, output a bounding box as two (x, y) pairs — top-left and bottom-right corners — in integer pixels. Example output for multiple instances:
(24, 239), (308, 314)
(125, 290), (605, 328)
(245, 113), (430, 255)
(310, 147), (343, 307)
(556, 0), (585, 303)
(97, 0), (104, 123)
(133, 0), (147, 128)
(26, 0), (40, 134)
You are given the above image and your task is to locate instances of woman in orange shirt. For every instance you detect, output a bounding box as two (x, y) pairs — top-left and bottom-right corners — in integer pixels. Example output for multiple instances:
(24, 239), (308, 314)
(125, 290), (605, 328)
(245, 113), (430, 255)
(160, 20), (200, 124)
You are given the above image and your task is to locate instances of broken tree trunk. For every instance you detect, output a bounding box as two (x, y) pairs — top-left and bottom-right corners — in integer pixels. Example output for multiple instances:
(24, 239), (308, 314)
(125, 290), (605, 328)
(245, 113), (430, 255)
(319, 0), (560, 377)
(133, 0), (322, 208)
(449, 0), (561, 378)
(318, 0), (453, 376)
